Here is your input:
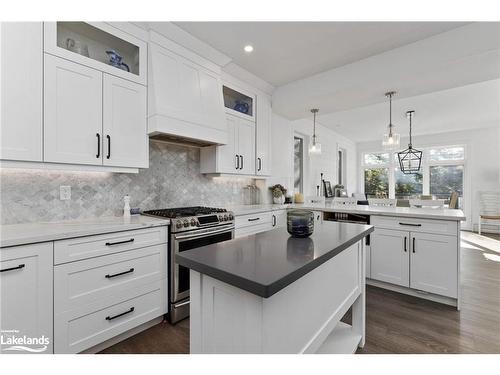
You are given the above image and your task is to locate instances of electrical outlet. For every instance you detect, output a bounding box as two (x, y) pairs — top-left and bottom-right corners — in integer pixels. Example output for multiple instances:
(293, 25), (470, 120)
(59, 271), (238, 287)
(60, 186), (71, 201)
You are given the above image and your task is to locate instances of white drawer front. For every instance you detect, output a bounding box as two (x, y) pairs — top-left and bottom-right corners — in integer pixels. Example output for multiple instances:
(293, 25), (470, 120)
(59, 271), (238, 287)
(54, 281), (166, 354)
(54, 226), (168, 264)
(235, 223), (273, 238)
(371, 215), (457, 236)
(55, 244), (167, 313)
(235, 211), (273, 229)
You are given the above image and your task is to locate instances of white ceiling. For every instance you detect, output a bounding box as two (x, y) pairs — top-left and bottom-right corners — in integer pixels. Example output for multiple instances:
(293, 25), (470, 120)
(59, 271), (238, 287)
(318, 79), (500, 142)
(174, 22), (468, 86)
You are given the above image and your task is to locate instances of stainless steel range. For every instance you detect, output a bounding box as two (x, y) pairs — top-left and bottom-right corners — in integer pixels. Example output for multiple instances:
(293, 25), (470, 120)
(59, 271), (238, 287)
(142, 206), (234, 323)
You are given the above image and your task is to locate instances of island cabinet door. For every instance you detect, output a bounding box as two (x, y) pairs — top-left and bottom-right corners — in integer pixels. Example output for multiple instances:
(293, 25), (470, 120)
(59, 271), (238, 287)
(370, 228), (409, 287)
(410, 232), (458, 298)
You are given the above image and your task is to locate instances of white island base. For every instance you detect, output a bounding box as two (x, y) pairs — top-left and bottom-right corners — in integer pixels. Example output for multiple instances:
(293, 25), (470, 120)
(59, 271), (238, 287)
(189, 241), (366, 354)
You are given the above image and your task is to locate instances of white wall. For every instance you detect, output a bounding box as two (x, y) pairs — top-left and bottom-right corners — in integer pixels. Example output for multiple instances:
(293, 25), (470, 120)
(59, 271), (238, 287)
(357, 127), (500, 231)
(257, 113), (357, 203)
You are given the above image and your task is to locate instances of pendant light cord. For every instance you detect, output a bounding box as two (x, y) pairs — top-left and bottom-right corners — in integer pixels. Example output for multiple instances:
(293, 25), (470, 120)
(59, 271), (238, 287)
(313, 110), (316, 142)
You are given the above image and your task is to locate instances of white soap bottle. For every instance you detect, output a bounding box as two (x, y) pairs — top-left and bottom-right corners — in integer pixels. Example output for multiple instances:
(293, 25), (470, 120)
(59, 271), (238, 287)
(123, 195), (131, 218)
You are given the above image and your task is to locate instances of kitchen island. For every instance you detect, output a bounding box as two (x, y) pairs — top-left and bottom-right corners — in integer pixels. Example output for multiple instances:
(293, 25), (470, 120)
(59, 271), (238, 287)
(176, 221), (374, 354)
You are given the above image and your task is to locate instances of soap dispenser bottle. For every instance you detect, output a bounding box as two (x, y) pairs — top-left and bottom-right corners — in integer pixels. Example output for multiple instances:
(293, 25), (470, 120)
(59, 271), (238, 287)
(123, 195), (131, 218)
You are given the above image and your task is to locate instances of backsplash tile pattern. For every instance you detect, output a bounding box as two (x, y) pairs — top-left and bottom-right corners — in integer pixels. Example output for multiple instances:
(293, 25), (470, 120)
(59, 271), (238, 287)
(0, 141), (254, 224)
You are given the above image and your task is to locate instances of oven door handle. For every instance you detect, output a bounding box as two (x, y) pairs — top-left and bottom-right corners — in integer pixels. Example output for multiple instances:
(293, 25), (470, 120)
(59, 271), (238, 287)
(174, 226), (235, 241)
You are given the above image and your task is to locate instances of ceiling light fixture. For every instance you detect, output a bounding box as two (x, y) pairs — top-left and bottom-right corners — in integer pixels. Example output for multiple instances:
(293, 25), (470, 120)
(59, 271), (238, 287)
(309, 108), (321, 155)
(244, 45), (254, 53)
(382, 91), (400, 151)
(397, 110), (423, 174)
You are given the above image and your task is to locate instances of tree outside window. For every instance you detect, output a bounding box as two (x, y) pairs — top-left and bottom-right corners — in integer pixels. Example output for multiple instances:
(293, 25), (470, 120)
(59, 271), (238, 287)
(364, 168), (389, 198)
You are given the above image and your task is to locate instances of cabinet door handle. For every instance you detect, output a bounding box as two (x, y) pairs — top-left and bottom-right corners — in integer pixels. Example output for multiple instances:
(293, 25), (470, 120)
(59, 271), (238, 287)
(257, 157), (262, 171)
(399, 222), (422, 227)
(248, 217), (260, 222)
(96, 133), (101, 158)
(404, 236), (407, 252)
(105, 238), (135, 246)
(105, 307), (134, 321)
(0, 264), (25, 273)
(413, 237), (416, 253)
(240, 155), (243, 170)
(105, 268), (134, 279)
(235, 154), (239, 170)
(272, 214), (276, 226)
(106, 135), (111, 159)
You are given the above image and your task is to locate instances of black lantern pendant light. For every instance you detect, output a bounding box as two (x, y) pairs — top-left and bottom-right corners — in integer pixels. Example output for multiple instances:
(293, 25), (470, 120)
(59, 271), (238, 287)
(397, 110), (422, 174)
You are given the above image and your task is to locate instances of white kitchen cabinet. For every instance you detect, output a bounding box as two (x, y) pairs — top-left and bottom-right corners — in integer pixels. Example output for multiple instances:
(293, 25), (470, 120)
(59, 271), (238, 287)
(0, 22), (43, 162)
(103, 74), (148, 168)
(410, 232), (458, 298)
(44, 54), (103, 165)
(272, 209), (287, 228)
(313, 211), (323, 224)
(255, 94), (272, 176)
(237, 117), (256, 175)
(370, 228), (409, 287)
(0, 243), (53, 354)
(200, 114), (255, 176)
(148, 34), (227, 145)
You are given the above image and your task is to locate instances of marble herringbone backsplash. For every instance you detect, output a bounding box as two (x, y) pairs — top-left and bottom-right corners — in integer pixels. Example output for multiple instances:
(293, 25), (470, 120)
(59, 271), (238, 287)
(0, 141), (254, 224)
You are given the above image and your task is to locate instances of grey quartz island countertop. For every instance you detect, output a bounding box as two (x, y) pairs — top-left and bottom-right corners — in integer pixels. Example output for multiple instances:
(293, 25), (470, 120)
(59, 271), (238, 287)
(0, 215), (170, 248)
(227, 203), (466, 221)
(176, 221), (374, 298)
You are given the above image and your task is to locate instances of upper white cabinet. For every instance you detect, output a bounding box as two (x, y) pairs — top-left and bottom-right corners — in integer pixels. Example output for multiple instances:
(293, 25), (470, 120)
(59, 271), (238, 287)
(0, 243), (53, 354)
(148, 32), (227, 145)
(44, 55), (103, 165)
(44, 55), (148, 168)
(103, 74), (148, 168)
(255, 94), (272, 176)
(200, 114), (255, 176)
(222, 85), (255, 120)
(0, 22), (43, 161)
(44, 22), (147, 85)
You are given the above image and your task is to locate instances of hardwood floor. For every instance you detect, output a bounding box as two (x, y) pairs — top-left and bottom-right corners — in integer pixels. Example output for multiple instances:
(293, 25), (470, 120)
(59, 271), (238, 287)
(100, 231), (500, 354)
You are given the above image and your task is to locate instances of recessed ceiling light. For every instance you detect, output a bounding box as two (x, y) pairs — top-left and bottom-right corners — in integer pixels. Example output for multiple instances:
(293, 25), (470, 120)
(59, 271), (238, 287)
(244, 45), (254, 53)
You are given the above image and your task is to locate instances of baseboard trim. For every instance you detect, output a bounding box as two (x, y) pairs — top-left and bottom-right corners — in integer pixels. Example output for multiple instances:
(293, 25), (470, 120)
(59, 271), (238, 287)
(366, 279), (457, 308)
(81, 316), (164, 354)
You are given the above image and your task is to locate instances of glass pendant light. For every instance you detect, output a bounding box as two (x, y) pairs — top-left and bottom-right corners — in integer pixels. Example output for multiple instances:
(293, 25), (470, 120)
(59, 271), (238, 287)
(382, 91), (400, 150)
(398, 110), (423, 174)
(309, 108), (321, 155)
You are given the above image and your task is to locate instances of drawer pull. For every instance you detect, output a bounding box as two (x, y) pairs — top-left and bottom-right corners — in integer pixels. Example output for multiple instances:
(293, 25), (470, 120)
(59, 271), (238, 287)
(399, 222), (422, 227)
(0, 264), (25, 273)
(105, 238), (135, 246)
(248, 218), (260, 222)
(413, 237), (416, 253)
(105, 268), (134, 279)
(403, 236), (407, 252)
(106, 307), (135, 321)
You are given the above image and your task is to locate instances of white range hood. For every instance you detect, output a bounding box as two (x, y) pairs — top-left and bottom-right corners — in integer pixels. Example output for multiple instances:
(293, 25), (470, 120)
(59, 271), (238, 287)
(148, 31), (228, 146)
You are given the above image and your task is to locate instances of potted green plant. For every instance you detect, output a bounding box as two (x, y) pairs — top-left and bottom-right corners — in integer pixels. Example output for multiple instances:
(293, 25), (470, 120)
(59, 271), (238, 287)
(270, 184), (287, 204)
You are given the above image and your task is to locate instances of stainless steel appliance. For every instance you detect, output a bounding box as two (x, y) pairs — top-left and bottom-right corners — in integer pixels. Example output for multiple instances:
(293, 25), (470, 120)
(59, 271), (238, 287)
(142, 207), (234, 323)
(323, 211), (371, 245)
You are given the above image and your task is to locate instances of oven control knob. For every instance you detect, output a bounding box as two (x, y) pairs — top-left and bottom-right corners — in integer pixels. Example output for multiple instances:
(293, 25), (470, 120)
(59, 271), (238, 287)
(190, 218), (197, 227)
(176, 221), (183, 229)
(218, 215), (223, 221)
(183, 219), (189, 227)
(228, 214), (234, 220)
(223, 214), (228, 221)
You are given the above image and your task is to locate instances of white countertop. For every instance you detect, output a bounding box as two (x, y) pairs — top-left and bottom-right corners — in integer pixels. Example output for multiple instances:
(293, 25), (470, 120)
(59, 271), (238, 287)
(0, 215), (170, 248)
(228, 203), (466, 221)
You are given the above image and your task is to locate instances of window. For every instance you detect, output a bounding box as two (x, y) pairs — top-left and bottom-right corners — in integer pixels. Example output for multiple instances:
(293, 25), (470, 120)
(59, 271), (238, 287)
(364, 152), (390, 165)
(395, 168), (423, 199)
(361, 145), (465, 209)
(338, 147), (346, 185)
(364, 168), (389, 198)
(430, 165), (464, 205)
(294, 137), (304, 193)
